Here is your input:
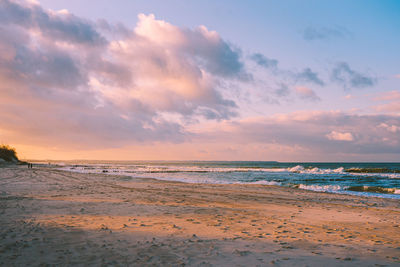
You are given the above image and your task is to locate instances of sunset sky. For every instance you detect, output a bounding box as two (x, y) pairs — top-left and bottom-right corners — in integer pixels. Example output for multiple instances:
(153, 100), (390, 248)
(0, 0), (399, 161)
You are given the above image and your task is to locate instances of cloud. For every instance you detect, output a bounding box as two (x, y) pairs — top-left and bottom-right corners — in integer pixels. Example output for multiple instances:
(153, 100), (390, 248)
(0, 0), (106, 46)
(395, 74), (400, 79)
(326, 131), (354, 141)
(303, 26), (351, 41)
(373, 91), (400, 101)
(250, 53), (324, 86)
(250, 53), (278, 69)
(199, 111), (400, 155)
(274, 83), (290, 97)
(108, 13), (244, 118)
(296, 68), (324, 86)
(374, 102), (400, 113)
(378, 123), (400, 133)
(331, 62), (376, 89)
(248, 51), (325, 103)
(248, 52), (325, 104)
(295, 86), (321, 101)
(372, 91), (400, 114)
(0, 1), (395, 161)
(0, 1), (247, 148)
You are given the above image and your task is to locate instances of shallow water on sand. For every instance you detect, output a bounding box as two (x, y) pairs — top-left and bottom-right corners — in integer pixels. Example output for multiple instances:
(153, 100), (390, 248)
(44, 161), (400, 199)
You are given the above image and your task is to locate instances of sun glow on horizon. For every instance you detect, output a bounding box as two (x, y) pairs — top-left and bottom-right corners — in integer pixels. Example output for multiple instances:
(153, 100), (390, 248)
(0, 0), (399, 161)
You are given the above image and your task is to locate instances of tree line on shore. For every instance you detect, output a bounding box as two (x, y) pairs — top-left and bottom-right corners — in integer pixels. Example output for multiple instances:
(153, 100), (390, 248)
(0, 145), (19, 162)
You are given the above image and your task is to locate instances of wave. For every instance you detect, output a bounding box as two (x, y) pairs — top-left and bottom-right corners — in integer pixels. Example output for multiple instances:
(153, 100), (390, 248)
(286, 165), (400, 179)
(57, 164), (400, 199)
(347, 186), (400, 194)
(287, 165), (345, 174)
(59, 164), (400, 182)
(60, 163), (400, 178)
(247, 180), (281, 186)
(295, 184), (345, 192)
(294, 184), (400, 195)
(345, 168), (400, 174)
(295, 184), (400, 195)
(60, 166), (288, 174)
(141, 168), (286, 173)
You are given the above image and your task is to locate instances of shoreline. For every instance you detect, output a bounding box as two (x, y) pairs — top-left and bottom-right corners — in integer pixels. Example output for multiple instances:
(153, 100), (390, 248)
(56, 164), (400, 200)
(1, 166), (400, 266)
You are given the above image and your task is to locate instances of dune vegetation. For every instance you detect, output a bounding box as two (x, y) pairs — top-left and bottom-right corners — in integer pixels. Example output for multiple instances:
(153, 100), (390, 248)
(0, 144), (18, 162)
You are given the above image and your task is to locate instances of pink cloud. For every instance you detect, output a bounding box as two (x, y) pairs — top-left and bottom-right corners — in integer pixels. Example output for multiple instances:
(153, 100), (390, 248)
(198, 111), (400, 155)
(372, 90), (400, 113)
(295, 86), (321, 101)
(0, 1), (246, 148)
(373, 90), (400, 101)
(325, 131), (354, 141)
(106, 13), (242, 118)
(0, 0), (399, 161)
(378, 123), (400, 133)
(374, 102), (400, 113)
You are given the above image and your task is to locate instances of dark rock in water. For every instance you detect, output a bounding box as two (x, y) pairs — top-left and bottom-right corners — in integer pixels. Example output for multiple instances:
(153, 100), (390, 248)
(102, 170), (108, 173)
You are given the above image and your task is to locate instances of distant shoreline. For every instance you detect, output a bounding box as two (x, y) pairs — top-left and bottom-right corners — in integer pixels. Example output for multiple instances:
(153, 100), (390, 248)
(27, 159), (400, 164)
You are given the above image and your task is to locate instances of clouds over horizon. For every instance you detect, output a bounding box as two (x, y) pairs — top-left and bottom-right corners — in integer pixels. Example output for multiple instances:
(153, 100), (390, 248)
(0, 0), (247, 147)
(373, 91), (400, 114)
(202, 111), (400, 155)
(0, 0), (398, 160)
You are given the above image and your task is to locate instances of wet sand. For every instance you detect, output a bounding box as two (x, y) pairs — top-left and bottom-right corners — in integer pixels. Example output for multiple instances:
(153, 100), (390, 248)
(1, 165), (399, 266)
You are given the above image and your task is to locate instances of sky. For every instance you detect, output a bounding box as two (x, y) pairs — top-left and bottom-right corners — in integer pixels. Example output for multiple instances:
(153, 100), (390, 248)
(0, 0), (399, 161)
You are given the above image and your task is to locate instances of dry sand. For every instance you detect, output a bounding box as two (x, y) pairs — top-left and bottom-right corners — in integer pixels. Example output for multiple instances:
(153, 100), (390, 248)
(0, 165), (399, 266)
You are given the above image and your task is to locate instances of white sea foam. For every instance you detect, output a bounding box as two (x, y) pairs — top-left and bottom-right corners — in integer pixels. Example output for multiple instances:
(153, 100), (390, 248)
(298, 184), (345, 192)
(287, 165), (305, 172)
(57, 162), (400, 199)
(247, 180), (281, 186)
(349, 186), (400, 194)
(59, 166), (282, 185)
(60, 165), (288, 174)
(287, 165), (345, 174)
(347, 172), (400, 179)
(287, 165), (400, 178)
(60, 163), (400, 178)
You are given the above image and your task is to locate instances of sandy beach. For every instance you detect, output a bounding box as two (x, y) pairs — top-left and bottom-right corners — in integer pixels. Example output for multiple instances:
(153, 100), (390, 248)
(1, 165), (399, 266)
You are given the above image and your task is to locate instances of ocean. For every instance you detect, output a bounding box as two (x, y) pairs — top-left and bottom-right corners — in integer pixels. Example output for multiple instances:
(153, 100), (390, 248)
(50, 161), (400, 199)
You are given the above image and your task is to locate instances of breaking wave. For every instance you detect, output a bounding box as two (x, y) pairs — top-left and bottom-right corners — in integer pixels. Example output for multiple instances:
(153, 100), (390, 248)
(287, 165), (345, 174)
(53, 161), (400, 199)
(347, 186), (400, 194)
(295, 184), (345, 193)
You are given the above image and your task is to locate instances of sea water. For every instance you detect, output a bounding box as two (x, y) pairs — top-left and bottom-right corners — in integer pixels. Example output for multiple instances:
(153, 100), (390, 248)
(50, 161), (400, 199)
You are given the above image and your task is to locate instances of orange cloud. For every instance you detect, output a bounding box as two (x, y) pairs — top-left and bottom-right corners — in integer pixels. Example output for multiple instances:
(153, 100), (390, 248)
(295, 86), (321, 101)
(325, 131), (354, 141)
(0, 2), (245, 150)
